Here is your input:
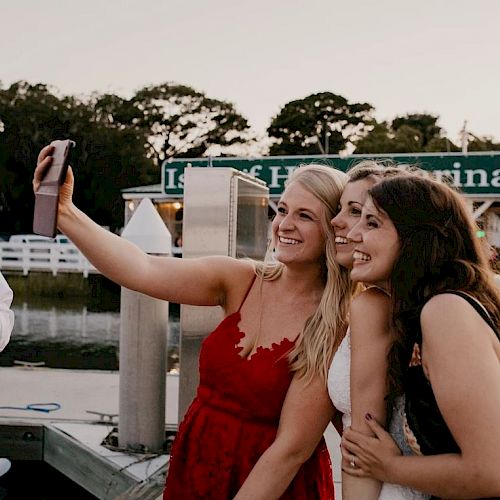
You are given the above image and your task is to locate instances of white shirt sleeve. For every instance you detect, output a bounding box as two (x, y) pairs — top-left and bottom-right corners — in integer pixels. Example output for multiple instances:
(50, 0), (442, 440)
(0, 272), (14, 352)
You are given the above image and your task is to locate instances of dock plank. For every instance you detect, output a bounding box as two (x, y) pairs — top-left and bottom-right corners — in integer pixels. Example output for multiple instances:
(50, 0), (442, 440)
(44, 424), (138, 499)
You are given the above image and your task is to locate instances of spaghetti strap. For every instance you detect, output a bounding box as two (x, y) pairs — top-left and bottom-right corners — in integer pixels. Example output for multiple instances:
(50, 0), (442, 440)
(367, 285), (390, 297)
(237, 274), (257, 312)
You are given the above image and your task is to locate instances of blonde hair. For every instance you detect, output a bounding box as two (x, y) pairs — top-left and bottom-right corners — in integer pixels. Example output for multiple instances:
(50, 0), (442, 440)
(347, 159), (431, 184)
(347, 159), (414, 183)
(256, 164), (354, 384)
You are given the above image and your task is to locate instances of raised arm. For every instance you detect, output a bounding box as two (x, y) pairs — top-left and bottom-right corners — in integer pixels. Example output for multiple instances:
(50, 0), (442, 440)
(342, 293), (500, 498)
(233, 374), (335, 499)
(34, 145), (254, 308)
(344, 288), (392, 500)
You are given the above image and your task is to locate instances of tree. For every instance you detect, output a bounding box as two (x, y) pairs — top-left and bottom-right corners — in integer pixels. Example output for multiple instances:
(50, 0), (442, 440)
(267, 92), (374, 156)
(0, 81), (155, 233)
(354, 114), (460, 154)
(93, 83), (256, 164)
(391, 114), (442, 149)
(465, 134), (500, 152)
(0, 81), (257, 234)
(352, 122), (399, 154)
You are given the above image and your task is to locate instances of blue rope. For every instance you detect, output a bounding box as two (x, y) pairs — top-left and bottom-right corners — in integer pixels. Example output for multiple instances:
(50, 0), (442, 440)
(0, 403), (61, 413)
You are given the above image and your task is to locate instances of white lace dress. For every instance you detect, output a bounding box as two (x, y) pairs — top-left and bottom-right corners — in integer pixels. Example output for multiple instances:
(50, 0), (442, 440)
(328, 329), (430, 500)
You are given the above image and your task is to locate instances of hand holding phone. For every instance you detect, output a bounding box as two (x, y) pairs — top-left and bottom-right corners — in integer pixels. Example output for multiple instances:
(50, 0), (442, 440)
(33, 139), (75, 238)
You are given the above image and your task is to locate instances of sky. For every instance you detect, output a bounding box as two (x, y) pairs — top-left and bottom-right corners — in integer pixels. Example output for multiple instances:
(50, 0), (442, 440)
(2, 0), (500, 145)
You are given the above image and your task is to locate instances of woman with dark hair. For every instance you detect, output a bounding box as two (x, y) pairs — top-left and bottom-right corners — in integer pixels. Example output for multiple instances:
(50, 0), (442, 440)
(341, 175), (500, 498)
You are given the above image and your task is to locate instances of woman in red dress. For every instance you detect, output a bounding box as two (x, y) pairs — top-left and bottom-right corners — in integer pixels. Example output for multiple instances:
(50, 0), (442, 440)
(34, 149), (354, 499)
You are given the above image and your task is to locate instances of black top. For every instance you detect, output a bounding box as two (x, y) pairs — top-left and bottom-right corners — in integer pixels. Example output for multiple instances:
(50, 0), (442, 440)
(404, 290), (499, 456)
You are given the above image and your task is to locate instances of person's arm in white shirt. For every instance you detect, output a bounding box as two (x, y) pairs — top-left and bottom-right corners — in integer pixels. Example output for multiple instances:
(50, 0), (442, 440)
(0, 272), (14, 351)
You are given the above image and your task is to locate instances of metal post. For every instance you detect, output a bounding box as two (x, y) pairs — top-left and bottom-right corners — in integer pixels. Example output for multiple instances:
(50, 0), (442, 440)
(179, 168), (269, 420)
(119, 198), (172, 452)
(461, 120), (469, 154)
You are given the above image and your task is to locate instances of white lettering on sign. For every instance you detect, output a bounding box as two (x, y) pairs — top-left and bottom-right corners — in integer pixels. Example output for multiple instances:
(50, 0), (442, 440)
(269, 166), (298, 188)
(249, 165), (263, 177)
(164, 169), (178, 190)
(464, 169), (489, 188)
(432, 162), (496, 189)
(163, 158), (500, 192)
(220, 165), (263, 180)
(491, 169), (500, 188)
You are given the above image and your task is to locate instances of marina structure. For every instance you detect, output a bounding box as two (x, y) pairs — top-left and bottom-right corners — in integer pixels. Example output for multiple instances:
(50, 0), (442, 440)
(0, 237), (97, 277)
(122, 152), (500, 250)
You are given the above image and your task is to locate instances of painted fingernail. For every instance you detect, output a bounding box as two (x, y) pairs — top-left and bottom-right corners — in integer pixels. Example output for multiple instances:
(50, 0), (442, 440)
(365, 413), (372, 420)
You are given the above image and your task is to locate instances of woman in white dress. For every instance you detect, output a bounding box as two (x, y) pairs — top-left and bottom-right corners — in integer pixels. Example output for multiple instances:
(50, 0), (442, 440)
(340, 175), (500, 498)
(328, 162), (429, 499)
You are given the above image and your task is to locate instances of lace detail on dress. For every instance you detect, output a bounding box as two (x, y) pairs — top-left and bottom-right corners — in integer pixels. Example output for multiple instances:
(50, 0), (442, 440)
(379, 397), (430, 499)
(328, 328), (352, 429)
(403, 411), (423, 456)
(164, 310), (334, 499)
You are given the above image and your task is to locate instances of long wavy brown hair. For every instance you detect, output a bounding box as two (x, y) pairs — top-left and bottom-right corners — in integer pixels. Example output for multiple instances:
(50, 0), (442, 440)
(368, 175), (500, 404)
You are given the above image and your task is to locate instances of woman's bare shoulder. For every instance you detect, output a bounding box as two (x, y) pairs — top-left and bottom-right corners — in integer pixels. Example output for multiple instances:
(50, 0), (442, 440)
(420, 292), (494, 344)
(351, 287), (391, 314)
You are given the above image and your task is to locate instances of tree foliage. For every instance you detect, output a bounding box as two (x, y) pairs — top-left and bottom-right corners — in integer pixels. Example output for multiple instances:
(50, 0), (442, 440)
(354, 113), (500, 154)
(1, 82), (499, 235)
(0, 81), (255, 234)
(267, 92), (374, 155)
(391, 114), (442, 149)
(0, 81), (155, 233)
(354, 114), (461, 154)
(93, 83), (254, 163)
(464, 133), (500, 152)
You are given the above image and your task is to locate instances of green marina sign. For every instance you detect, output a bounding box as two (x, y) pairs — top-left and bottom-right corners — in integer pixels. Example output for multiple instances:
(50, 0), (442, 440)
(162, 153), (500, 198)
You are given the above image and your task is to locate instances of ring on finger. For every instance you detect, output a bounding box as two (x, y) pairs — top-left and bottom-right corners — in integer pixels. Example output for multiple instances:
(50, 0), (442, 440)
(350, 455), (356, 468)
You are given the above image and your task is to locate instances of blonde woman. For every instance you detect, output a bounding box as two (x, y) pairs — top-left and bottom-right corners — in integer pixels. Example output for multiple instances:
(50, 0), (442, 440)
(34, 146), (353, 499)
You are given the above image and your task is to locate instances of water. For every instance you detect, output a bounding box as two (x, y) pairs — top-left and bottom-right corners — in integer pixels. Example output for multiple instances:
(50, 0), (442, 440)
(2, 293), (180, 371)
(0, 461), (97, 499)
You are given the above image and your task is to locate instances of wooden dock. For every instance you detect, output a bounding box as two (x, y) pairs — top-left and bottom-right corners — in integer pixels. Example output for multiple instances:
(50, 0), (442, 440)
(0, 367), (179, 499)
(0, 367), (342, 499)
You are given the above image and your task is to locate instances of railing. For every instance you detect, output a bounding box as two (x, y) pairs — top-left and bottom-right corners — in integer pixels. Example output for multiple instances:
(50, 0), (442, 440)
(0, 241), (98, 277)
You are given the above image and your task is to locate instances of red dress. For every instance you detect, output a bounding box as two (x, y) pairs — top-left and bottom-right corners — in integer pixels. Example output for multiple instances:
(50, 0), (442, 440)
(164, 279), (334, 499)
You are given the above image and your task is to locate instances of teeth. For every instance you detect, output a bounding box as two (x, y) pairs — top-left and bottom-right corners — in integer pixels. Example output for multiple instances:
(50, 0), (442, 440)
(335, 236), (348, 244)
(353, 251), (371, 261)
(279, 236), (300, 245)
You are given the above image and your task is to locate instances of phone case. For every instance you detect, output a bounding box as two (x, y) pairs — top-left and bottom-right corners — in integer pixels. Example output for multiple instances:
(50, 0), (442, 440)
(33, 139), (75, 238)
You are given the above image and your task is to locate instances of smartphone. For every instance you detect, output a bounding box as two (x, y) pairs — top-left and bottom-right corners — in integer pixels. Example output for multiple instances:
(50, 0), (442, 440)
(33, 139), (75, 238)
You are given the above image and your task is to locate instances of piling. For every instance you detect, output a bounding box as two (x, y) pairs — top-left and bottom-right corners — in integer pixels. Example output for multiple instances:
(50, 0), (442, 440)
(119, 198), (171, 452)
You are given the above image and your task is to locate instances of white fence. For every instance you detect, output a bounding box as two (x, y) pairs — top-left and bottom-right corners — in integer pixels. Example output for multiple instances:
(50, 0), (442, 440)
(0, 240), (98, 277)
